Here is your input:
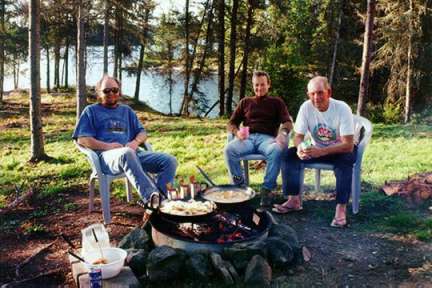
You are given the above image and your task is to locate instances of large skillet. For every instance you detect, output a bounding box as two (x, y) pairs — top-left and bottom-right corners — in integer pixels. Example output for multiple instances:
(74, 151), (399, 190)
(139, 172), (216, 223)
(196, 166), (256, 207)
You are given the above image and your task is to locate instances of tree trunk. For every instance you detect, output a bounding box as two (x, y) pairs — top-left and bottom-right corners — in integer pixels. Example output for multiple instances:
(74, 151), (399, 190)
(134, 8), (150, 102)
(357, 0), (375, 116)
(180, 0), (191, 115)
(329, 0), (344, 87)
(226, 0), (239, 115)
(168, 45), (174, 115)
(404, 0), (414, 123)
(29, 0), (46, 162)
(76, 0), (87, 120)
(134, 44), (145, 102)
(46, 47), (50, 93)
(103, 0), (109, 74)
(189, 0), (214, 101)
(217, 0), (225, 116)
(64, 38), (69, 88)
(239, 0), (254, 100)
(54, 43), (60, 90)
(0, 0), (4, 104)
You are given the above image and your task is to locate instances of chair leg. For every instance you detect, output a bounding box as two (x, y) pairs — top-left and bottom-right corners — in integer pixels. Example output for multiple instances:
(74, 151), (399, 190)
(89, 176), (96, 212)
(299, 166), (305, 206)
(125, 179), (132, 202)
(99, 178), (112, 224)
(243, 160), (250, 186)
(314, 169), (321, 193)
(352, 167), (361, 214)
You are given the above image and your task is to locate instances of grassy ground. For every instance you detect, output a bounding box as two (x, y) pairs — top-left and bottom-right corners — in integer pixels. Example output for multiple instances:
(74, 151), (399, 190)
(1, 91), (432, 240)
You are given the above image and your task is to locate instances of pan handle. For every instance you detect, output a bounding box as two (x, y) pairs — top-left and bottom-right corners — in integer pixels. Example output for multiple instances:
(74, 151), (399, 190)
(196, 166), (217, 187)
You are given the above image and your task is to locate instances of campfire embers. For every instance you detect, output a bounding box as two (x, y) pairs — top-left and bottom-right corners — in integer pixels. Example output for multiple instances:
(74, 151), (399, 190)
(150, 206), (271, 253)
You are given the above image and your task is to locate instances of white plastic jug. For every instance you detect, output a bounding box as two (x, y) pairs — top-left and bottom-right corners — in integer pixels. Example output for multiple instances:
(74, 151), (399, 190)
(81, 223), (111, 254)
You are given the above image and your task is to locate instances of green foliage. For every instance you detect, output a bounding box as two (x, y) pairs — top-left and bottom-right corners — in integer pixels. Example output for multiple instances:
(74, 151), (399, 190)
(23, 223), (47, 235)
(63, 203), (78, 212)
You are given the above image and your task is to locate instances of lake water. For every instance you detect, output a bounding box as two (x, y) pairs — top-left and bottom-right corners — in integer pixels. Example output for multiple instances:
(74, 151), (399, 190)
(3, 46), (237, 117)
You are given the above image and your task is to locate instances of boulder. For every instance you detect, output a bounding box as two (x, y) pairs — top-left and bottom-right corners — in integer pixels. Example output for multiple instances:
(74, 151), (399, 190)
(210, 253), (240, 285)
(118, 227), (150, 250)
(268, 224), (300, 250)
(126, 249), (148, 277)
(146, 246), (185, 282)
(265, 237), (295, 268)
(185, 252), (212, 281)
(244, 255), (272, 288)
(223, 241), (267, 272)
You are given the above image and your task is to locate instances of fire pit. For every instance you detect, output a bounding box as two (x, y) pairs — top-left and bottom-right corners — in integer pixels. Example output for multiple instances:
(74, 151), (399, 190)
(150, 205), (272, 253)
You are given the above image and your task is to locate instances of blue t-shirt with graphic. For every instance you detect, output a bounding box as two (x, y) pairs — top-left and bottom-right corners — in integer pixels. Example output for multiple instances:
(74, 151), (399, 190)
(73, 104), (145, 145)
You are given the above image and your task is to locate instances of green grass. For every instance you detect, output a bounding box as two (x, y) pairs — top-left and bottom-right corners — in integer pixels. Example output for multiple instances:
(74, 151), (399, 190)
(1, 92), (432, 241)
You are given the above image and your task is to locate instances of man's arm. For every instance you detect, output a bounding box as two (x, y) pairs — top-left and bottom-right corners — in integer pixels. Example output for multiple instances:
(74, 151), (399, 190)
(77, 137), (123, 151)
(126, 131), (147, 150)
(304, 135), (354, 158)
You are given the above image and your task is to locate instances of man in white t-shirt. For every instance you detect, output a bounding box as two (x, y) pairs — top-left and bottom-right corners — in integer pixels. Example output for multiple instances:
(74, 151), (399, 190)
(274, 76), (356, 228)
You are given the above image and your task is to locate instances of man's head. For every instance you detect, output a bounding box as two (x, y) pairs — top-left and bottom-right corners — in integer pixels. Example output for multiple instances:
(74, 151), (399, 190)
(252, 71), (271, 98)
(307, 76), (332, 112)
(96, 75), (121, 108)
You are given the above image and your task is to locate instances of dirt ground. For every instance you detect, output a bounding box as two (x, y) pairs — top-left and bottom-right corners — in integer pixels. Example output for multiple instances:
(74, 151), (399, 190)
(1, 188), (431, 287)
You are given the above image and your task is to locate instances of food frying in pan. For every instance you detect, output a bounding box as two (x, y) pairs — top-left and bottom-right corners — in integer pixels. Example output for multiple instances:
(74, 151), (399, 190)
(204, 190), (250, 203)
(160, 200), (215, 216)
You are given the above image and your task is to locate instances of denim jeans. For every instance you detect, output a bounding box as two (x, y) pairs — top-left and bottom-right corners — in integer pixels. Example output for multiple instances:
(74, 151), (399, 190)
(281, 146), (357, 204)
(98, 147), (177, 200)
(224, 133), (285, 190)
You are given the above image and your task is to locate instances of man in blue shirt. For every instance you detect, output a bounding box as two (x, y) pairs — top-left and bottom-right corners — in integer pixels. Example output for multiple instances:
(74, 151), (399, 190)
(73, 75), (177, 203)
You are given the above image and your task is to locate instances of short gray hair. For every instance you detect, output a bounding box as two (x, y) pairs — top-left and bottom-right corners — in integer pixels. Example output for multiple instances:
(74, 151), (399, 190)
(308, 76), (330, 90)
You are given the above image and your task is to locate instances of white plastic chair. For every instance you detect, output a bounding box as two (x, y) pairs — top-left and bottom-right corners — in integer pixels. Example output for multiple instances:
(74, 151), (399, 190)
(299, 115), (373, 214)
(75, 141), (153, 224)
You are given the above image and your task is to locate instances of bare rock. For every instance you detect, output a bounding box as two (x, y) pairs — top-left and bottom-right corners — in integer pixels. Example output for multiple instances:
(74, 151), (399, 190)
(268, 224), (300, 250)
(147, 246), (185, 282)
(265, 237), (295, 267)
(210, 253), (240, 285)
(244, 255), (272, 288)
(126, 249), (148, 277)
(118, 227), (150, 250)
(223, 241), (267, 272)
(185, 252), (212, 281)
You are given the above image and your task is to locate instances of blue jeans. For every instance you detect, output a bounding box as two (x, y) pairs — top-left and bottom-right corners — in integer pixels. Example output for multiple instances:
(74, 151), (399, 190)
(98, 147), (177, 200)
(224, 133), (285, 190)
(281, 146), (357, 204)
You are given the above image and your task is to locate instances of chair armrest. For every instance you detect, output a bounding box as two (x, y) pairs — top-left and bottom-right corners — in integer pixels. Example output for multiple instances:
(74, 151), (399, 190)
(74, 140), (104, 176)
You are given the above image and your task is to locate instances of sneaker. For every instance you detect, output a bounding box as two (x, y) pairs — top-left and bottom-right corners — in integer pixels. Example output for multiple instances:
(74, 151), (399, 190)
(260, 188), (273, 208)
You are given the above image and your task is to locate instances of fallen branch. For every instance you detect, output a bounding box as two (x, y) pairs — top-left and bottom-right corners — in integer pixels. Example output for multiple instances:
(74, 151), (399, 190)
(0, 188), (33, 214)
(6, 268), (63, 286)
(15, 239), (57, 278)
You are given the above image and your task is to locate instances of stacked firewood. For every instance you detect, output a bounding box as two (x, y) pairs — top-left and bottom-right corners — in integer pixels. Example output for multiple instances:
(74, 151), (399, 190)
(382, 172), (432, 203)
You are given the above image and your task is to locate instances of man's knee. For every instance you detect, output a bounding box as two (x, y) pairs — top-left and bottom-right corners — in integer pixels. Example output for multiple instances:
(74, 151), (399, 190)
(165, 154), (178, 170)
(119, 147), (138, 163)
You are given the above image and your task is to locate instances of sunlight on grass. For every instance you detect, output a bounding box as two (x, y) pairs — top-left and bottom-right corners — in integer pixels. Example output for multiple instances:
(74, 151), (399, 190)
(1, 92), (432, 241)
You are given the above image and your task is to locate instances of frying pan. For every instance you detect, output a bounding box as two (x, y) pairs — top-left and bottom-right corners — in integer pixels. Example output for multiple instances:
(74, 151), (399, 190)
(196, 166), (256, 207)
(140, 172), (217, 223)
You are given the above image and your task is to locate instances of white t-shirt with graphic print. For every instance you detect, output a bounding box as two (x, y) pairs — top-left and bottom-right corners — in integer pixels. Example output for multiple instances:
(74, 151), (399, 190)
(294, 98), (354, 148)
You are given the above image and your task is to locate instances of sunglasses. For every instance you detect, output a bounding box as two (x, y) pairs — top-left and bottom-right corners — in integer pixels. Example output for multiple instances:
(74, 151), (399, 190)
(102, 87), (120, 94)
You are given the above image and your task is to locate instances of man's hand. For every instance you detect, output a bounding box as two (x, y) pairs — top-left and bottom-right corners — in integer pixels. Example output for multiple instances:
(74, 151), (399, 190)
(275, 133), (288, 148)
(236, 130), (248, 140)
(107, 142), (124, 150)
(126, 140), (139, 151)
(297, 147), (311, 160)
(302, 146), (325, 159)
